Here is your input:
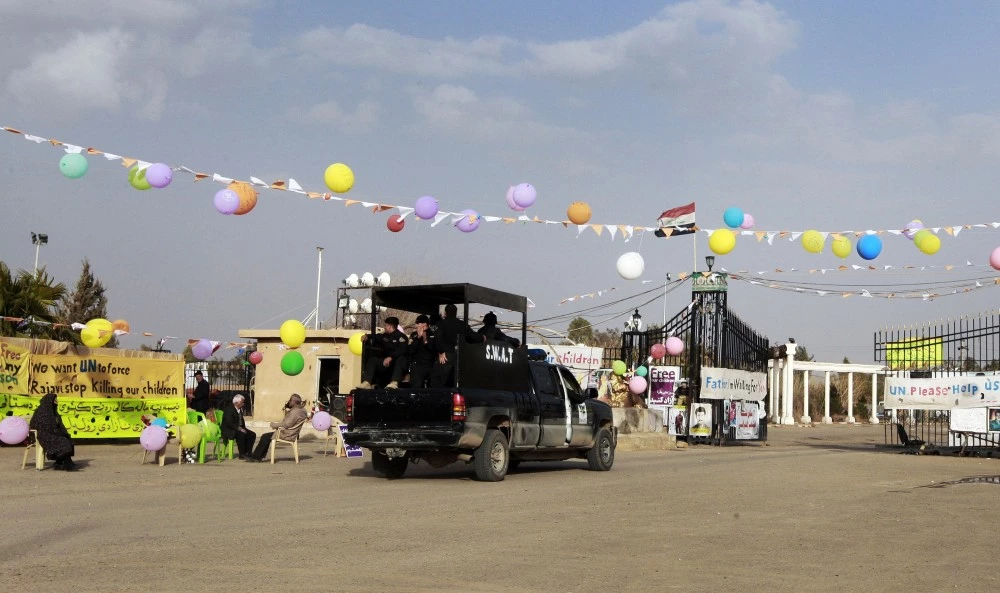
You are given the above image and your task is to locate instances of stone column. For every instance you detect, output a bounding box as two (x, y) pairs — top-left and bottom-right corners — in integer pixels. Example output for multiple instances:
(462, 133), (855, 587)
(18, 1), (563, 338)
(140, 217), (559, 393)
(823, 371), (833, 424)
(782, 343), (796, 425)
(800, 370), (811, 424)
(846, 371), (856, 424)
(868, 374), (879, 424)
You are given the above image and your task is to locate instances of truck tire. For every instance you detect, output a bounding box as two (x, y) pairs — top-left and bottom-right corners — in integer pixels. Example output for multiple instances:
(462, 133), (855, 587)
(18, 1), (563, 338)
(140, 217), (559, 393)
(586, 427), (615, 471)
(372, 452), (408, 479)
(473, 429), (509, 482)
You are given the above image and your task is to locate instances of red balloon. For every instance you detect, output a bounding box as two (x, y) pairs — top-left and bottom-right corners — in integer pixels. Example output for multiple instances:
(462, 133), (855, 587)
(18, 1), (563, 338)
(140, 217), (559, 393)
(650, 343), (666, 359)
(249, 351), (263, 365)
(387, 214), (405, 233)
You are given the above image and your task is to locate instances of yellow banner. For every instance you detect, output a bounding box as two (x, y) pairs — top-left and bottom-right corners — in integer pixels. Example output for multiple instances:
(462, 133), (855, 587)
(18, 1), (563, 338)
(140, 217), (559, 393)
(1, 341), (31, 393)
(885, 337), (944, 370)
(28, 353), (184, 398)
(0, 394), (186, 438)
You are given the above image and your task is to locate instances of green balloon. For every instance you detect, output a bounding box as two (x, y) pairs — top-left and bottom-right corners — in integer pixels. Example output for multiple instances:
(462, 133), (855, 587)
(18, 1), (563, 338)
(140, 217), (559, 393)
(59, 153), (88, 179)
(612, 360), (627, 376)
(128, 165), (151, 190)
(201, 421), (220, 440)
(635, 366), (648, 377)
(281, 351), (305, 376)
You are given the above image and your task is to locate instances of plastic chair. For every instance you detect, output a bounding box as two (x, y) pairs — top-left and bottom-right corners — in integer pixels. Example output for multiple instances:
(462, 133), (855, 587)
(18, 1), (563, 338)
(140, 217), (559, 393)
(184, 410), (210, 464)
(323, 420), (348, 457)
(21, 429), (45, 470)
(213, 409), (235, 461)
(269, 419), (307, 464)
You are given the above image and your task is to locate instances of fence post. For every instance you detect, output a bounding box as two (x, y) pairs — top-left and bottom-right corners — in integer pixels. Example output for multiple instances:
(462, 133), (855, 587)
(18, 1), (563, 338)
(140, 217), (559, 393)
(801, 370), (811, 424)
(868, 374), (879, 424)
(847, 372), (856, 424)
(823, 371), (832, 424)
(782, 343), (796, 425)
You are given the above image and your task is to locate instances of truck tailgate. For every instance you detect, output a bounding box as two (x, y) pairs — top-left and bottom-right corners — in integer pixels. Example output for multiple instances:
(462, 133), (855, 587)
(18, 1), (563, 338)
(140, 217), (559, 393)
(353, 388), (454, 427)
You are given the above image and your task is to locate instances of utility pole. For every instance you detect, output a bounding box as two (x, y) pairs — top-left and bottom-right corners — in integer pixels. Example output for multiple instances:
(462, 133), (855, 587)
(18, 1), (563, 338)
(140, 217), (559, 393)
(314, 247), (324, 330)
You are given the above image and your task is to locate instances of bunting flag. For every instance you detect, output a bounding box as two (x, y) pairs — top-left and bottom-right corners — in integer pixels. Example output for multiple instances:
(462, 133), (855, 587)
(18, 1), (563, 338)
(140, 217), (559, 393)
(654, 202), (696, 237)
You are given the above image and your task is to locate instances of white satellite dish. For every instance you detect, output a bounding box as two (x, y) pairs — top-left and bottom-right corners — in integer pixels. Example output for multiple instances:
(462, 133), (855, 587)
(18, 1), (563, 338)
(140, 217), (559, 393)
(360, 298), (372, 313)
(360, 272), (375, 287)
(345, 273), (359, 288)
(378, 272), (391, 287)
(348, 299), (359, 314)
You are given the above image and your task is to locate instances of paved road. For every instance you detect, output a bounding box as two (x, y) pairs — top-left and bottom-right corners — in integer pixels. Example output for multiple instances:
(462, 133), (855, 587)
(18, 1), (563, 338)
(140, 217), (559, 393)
(1, 424), (996, 592)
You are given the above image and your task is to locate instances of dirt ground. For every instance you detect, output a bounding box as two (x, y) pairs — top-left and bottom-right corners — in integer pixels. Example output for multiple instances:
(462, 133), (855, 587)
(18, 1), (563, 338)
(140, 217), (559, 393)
(1, 423), (997, 593)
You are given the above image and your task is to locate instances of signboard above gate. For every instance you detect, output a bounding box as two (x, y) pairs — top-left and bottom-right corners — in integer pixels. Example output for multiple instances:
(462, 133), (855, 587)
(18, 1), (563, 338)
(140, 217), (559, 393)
(691, 272), (727, 292)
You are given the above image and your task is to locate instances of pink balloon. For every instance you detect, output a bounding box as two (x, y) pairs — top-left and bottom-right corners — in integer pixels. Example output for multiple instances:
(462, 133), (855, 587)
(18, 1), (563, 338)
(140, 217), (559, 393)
(140, 425), (169, 452)
(0, 416), (29, 445)
(248, 351), (263, 365)
(991, 247), (1000, 271)
(312, 411), (332, 432)
(665, 336), (684, 356)
(505, 186), (525, 212)
(456, 209), (480, 233)
(628, 376), (648, 395)
(145, 163), (173, 188)
(512, 183), (537, 208)
(650, 343), (666, 359)
(740, 213), (755, 229)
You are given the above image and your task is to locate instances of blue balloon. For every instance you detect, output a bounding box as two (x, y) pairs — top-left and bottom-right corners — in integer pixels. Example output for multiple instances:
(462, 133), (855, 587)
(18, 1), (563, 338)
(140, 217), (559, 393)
(722, 207), (744, 229)
(151, 417), (168, 428)
(857, 235), (883, 260)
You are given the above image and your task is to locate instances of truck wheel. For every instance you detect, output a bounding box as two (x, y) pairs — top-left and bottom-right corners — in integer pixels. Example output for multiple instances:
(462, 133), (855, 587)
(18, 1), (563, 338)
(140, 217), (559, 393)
(473, 429), (509, 482)
(372, 452), (408, 479)
(586, 427), (615, 471)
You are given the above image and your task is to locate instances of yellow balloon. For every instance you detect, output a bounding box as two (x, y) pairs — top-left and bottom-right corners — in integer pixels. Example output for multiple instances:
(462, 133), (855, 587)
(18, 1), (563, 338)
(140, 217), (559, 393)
(915, 230), (941, 255)
(708, 229), (736, 255)
(324, 163), (355, 193)
(831, 235), (851, 259)
(348, 332), (365, 357)
(179, 423), (203, 448)
(567, 202), (592, 225)
(279, 319), (307, 348)
(801, 230), (825, 254)
(81, 318), (114, 348)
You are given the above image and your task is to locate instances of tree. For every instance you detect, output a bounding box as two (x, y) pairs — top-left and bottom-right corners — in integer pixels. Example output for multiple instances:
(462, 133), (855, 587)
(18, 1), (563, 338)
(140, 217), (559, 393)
(591, 328), (622, 349)
(566, 317), (594, 345)
(0, 261), (67, 339)
(793, 344), (814, 362)
(55, 258), (116, 347)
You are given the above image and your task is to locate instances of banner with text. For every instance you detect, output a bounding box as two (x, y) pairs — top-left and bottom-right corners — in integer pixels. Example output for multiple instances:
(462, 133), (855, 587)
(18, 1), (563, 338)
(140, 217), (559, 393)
(0, 341), (31, 394)
(29, 353), (184, 399)
(0, 394), (187, 438)
(884, 375), (1000, 409)
(528, 344), (604, 383)
(649, 366), (681, 405)
(700, 367), (767, 401)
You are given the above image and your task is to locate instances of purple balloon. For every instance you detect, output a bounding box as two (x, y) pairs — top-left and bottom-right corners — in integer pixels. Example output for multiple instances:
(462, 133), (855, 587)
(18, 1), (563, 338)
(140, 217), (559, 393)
(505, 185), (525, 212)
(456, 209), (480, 233)
(903, 220), (924, 241)
(0, 416), (29, 445)
(145, 163), (173, 188)
(312, 411), (332, 431)
(192, 339), (213, 360)
(511, 183), (537, 209)
(740, 213), (755, 229)
(140, 425), (169, 452)
(214, 189), (239, 215)
(414, 196), (439, 220)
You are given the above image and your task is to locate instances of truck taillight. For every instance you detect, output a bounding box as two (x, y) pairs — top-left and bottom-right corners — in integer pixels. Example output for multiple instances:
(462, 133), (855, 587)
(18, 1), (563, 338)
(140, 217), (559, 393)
(452, 393), (466, 421)
(345, 394), (354, 423)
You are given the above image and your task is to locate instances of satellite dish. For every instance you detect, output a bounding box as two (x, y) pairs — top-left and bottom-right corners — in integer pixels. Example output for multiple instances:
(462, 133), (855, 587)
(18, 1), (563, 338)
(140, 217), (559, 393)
(378, 272), (391, 287)
(345, 273), (359, 288)
(348, 299), (359, 314)
(360, 272), (375, 287)
(360, 298), (372, 313)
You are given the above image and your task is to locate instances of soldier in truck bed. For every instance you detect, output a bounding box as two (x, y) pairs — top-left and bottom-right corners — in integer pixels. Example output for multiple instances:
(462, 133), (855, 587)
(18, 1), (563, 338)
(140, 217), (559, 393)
(431, 303), (483, 388)
(358, 316), (410, 389)
(407, 314), (436, 389)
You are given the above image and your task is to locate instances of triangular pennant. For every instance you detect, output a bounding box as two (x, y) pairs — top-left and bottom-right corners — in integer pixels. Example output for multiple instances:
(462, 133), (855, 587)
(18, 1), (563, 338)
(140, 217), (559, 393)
(591, 224), (604, 236)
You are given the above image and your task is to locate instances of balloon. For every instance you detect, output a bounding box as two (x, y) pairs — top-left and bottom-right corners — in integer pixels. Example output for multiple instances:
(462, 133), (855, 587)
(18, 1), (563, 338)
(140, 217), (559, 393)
(59, 153), (88, 179)
(611, 360), (627, 376)
(128, 166), (151, 190)
(831, 235), (852, 259)
(990, 247), (1000, 271)
(179, 424), (203, 449)
(914, 230), (940, 255)
(348, 332), (365, 356)
(81, 318), (114, 348)
(708, 229), (736, 255)
(616, 252), (645, 280)
(111, 319), (130, 333)
(248, 351), (263, 365)
(280, 319), (307, 348)
(151, 417), (168, 428)
(505, 186), (525, 212)
(192, 339), (213, 360)
(324, 163), (355, 193)
(511, 183), (537, 209)
(456, 209), (480, 233)
(0, 416), (29, 445)
(903, 219), (924, 240)
(567, 202), (592, 225)
(723, 207), (744, 229)
(650, 343), (666, 359)
(312, 411), (332, 432)
(214, 189), (240, 215)
(628, 376), (648, 395)
(801, 230), (825, 254)
(281, 351), (305, 376)
(414, 196), (439, 219)
(387, 214), (405, 232)
(635, 366), (648, 378)
(144, 163), (173, 188)
(740, 213), (755, 229)
(856, 235), (883, 260)
(202, 421), (220, 440)
(665, 336), (684, 356)
(140, 425), (169, 451)
(229, 182), (258, 215)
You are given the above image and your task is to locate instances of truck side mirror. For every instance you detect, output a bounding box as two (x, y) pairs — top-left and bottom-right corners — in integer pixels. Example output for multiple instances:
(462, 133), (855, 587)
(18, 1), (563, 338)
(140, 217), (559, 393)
(585, 387), (599, 400)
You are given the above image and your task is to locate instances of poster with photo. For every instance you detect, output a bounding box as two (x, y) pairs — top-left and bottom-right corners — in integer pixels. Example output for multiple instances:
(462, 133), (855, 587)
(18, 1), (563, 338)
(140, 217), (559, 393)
(690, 403), (712, 437)
(990, 408), (1000, 432)
(667, 406), (687, 436)
(735, 401), (760, 440)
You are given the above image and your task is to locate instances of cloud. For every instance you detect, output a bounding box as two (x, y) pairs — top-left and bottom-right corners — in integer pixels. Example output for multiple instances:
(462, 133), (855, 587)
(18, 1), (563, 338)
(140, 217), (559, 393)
(284, 99), (380, 133)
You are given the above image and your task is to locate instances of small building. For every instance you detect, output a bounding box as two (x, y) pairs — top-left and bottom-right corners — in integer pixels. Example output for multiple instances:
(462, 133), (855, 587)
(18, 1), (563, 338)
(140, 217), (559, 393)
(238, 328), (362, 422)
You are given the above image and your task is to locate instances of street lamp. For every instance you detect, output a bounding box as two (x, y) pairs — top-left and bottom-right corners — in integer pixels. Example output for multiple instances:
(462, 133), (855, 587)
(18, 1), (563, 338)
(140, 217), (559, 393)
(705, 255), (715, 272)
(314, 247), (324, 330)
(625, 308), (642, 332)
(31, 232), (48, 274)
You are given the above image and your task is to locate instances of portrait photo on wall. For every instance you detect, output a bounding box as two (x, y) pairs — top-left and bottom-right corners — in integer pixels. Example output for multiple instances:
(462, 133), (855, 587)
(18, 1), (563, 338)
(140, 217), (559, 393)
(690, 403), (712, 437)
(667, 405), (687, 436)
(989, 408), (1000, 432)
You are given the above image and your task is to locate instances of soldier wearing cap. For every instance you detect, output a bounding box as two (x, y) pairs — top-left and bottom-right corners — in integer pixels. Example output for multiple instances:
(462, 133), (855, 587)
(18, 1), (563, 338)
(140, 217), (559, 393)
(358, 317), (410, 389)
(407, 314), (436, 389)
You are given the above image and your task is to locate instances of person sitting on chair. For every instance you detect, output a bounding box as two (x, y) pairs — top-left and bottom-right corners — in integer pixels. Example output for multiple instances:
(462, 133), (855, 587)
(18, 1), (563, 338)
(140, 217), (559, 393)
(221, 394), (256, 460)
(248, 394), (309, 461)
(358, 317), (410, 389)
(29, 393), (78, 471)
(477, 311), (521, 348)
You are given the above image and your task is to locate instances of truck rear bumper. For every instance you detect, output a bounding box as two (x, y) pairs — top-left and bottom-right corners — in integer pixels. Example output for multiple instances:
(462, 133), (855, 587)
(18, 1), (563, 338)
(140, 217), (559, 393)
(344, 429), (463, 450)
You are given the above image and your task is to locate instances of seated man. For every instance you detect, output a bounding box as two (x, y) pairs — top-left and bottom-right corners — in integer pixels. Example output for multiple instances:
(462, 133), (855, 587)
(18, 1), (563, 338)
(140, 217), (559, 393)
(359, 317), (410, 389)
(248, 394), (309, 461)
(477, 311), (521, 348)
(220, 394), (256, 460)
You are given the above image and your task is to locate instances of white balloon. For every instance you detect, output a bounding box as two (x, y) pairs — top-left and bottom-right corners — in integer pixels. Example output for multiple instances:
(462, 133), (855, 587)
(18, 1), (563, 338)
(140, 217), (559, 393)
(345, 273), (359, 288)
(616, 252), (645, 280)
(378, 272), (391, 287)
(348, 299), (359, 314)
(360, 272), (375, 287)
(360, 298), (372, 313)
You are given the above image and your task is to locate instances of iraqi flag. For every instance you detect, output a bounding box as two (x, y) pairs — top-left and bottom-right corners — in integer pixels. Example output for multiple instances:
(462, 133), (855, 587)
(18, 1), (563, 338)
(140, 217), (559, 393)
(654, 202), (696, 237)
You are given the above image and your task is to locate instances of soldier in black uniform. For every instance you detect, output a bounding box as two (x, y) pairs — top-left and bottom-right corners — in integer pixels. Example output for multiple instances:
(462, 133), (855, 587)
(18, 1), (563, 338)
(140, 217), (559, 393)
(477, 311), (521, 348)
(359, 317), (410, 389)
(407, 314), (436, 389)
(431, 303), (482, 388)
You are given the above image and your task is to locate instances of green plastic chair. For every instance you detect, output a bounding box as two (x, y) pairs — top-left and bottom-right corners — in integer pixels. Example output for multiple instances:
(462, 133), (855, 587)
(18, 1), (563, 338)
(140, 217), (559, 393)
(185, 410), (209, 463)
(213, 409), (234, 461)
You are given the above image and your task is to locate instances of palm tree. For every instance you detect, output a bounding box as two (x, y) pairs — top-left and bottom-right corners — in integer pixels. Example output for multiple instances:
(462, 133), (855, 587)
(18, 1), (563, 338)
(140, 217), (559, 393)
(0, 261), (67, 338)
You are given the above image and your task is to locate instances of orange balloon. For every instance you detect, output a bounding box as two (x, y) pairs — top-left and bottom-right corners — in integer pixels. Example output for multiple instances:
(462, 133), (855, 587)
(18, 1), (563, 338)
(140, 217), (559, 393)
(567, 202), (592, 225)
(111, 319), (130, 333)
(229, 181), (258, 215)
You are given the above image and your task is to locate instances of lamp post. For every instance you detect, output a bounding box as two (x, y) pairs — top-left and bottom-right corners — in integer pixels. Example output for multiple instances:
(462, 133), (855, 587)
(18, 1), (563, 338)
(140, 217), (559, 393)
(662, 272), (671, 329)
(625, 309), (642, 332)
(31, 232), (48, 275)
(705, 255), (715, 272)
(314, 247), (324, 330)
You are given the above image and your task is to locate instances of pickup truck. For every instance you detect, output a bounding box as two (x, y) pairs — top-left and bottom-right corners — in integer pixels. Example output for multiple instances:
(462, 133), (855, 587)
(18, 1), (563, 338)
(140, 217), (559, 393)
(343, 283), (616, 481)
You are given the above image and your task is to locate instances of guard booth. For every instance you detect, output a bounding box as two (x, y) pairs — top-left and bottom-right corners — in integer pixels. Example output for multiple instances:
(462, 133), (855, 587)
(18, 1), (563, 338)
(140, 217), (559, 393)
(614, 268), (770, 445)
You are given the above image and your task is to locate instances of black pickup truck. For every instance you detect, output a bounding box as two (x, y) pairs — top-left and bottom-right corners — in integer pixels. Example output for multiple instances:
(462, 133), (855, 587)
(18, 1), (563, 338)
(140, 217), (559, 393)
(343, 283), (616, 481)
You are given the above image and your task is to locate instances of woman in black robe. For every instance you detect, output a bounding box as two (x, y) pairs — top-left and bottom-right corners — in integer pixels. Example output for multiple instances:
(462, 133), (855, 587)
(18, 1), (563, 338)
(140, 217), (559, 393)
(29, 393), (77, 471)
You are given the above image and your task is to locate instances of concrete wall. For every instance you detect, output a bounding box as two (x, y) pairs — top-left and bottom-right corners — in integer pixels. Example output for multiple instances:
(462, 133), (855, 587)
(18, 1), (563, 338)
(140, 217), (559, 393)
(612, 408), (666, 433)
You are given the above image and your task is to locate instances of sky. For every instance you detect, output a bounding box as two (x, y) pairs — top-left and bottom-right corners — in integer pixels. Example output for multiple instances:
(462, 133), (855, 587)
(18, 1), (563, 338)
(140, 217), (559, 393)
(2, 0), (999, 364)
